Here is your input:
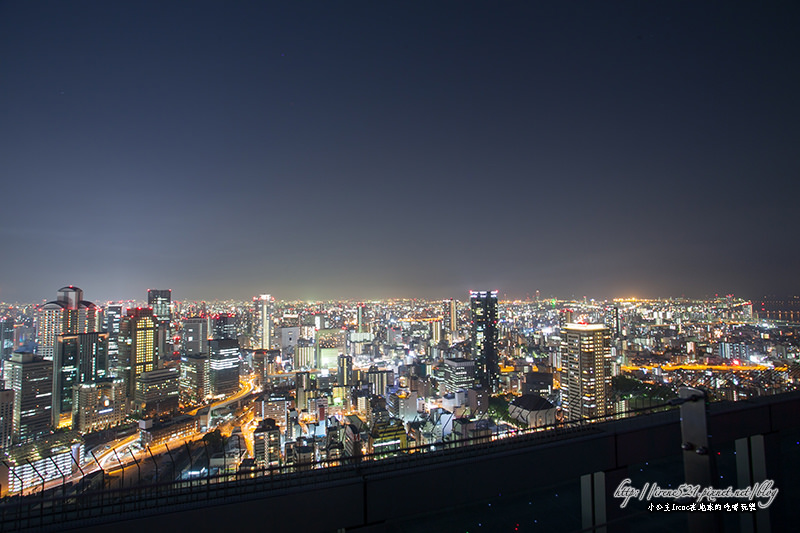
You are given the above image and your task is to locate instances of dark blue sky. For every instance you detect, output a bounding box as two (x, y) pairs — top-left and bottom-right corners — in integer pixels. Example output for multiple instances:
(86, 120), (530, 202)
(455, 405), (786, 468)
(1, 1), (799, 303)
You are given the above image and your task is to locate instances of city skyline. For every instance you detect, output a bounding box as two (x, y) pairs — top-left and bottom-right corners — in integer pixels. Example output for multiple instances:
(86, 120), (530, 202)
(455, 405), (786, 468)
(2, 2), (799, 303)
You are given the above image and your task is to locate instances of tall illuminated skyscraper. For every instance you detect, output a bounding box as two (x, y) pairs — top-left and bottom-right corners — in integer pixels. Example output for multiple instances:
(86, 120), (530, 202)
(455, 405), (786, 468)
(147, 289), (172, 327)
(104, 303), (124, 362)
(5, 351), (52, 443)
(118, 308), (158, 398)
(148, 289), (172, 363)
(52, 331), (109, 429)
(36, 286), (98, 360)
(257, 294), (272, 350)
(0, 319), (14, 360)
(443, 298), (457, 339)
(470, 290), (499, 393)
(356, 304), (368, 334)
(208, 339), (240, 397)
(560, 323), (613, 421)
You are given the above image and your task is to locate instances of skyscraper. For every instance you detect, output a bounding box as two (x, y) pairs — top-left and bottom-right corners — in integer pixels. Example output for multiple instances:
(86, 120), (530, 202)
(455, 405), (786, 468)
(181, 317), (209, 355)
(356, 304), (368, 334)
(104, 303), (124, 363)
(0, 389), (14, 454)
(443, 298), (457, 339)
(36, 286), (98, 360)
(470, 290), (499, 393)
(148, 289), (172, 363)
(147, 289), (172, 327)
(0, 319), (14, 360)
(52, 331), (109, 428)
(208, 339), (240, 397)
(257, 294), (272, 350)
(5, 351), (52, 443)
(212, 313), (237, 340)
(560, 323), (613, 421)
(337, 354), (353, 386)
(118, 308), (158, 398)
(180, 353), (209, 405)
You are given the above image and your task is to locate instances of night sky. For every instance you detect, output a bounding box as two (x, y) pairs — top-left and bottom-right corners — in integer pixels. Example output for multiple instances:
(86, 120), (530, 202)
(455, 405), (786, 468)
(1, 2), (799, 303)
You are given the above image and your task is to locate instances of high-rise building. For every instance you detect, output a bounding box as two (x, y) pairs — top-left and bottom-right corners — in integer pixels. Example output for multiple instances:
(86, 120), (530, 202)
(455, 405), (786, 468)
(180, 353), (209, 405)
(72, 377), (126, 433)
(603, 306), (620, 338)
(208, 339), (240, 397)
(356, 304), (368, 334)
(365, 367), (393, 398)
(295, 371), (312, 412)
(118, 308), (158, 399)
(212, 314), (237, 340)
(147, 289), (172, 327)
(52, 331), (109, 429)
(181, 317), (209, 356)
(337, 354), (353, 386)
(443, 357), (476, 393)
(134, 367), (180, 417)
(443, 299), (457, 339)
(0, 389), (14, 453)
(253, 418), (281, 468)
(430, 319), (442, 345)
(470, 290), (499, 393)
(0, 319), (14, 360)
(104, 304), (124, 363)
(257, 294), (273, 350)
(36, 286), (99, 360)
(560, 323), (613, 421)
(5, 351), (52, 443)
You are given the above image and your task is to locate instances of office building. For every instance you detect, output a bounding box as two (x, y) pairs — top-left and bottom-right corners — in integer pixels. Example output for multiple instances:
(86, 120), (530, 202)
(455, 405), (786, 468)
(560, 323), (613, 421)
(181, 317), (208, 356)
(180, 353), (209, 404)
(365, 367), (393, 398)
(280, 326), (300, 354)
(52, 331), (109, 428)
(139, 415), (196, 448)
(147, 289), (172, 327)
(212, 313), (237, 341)
(443, 298), (458, 340)
(470, 290), (499, 393)
(0, 389), (14, 453)
(1, 319), (14, 360)
(337, 354), (352, 386)
(118, 307), (158, 399)
(443, 357), (476, 393)
(36, 286), (99, 360)
(5, 352), (52, 443)
(2, 432), (83, 495)
(104, 304), (124, 362)
(134, 367), (180, 417)
(257, 294), (273, 350)
(72, 377), (126, 433)
(296, 371), (312, 412)
(208, 339), (240, 397)
(430, 319), (442, 345)
(356, 304), (368, 334)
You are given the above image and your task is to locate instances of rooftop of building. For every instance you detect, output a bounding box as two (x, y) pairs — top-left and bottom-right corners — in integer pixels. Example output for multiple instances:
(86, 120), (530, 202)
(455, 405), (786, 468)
(510, 394), (556, 412)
